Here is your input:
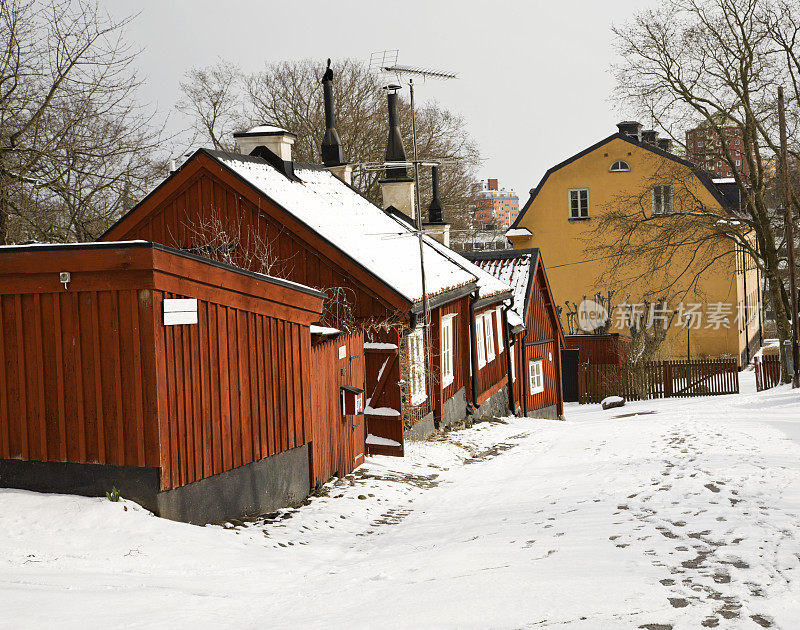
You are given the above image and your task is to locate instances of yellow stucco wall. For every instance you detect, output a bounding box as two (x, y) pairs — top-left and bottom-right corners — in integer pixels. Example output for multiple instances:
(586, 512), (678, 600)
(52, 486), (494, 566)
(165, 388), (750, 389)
(509, 137), (759, 364)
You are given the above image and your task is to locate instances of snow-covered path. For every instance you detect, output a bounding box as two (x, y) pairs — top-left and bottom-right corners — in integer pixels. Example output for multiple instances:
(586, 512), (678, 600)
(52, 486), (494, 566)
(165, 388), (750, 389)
(2, 377), (800, 629)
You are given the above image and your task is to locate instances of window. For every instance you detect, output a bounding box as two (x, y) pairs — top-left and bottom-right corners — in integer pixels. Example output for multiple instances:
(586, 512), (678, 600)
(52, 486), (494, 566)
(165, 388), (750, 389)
(510, 345), (516, 381)
(495, 308), (504, 353)
(569, 189), (589, 219)
(529, 359), (544, 395)
(407, 328), (427, 405)
(609, 160), (630, 172)
(652, 184), (674, 215)
(475, 316), (486, 368)
(484, 313), (496, 362)
(441, 315), (455, 388)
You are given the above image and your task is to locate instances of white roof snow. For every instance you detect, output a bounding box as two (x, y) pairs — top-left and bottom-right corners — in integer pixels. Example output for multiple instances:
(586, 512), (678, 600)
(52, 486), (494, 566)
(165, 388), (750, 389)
(470, 253), (534, 327)
(212, 151), (510, 304)
(505, 228), (532, 237)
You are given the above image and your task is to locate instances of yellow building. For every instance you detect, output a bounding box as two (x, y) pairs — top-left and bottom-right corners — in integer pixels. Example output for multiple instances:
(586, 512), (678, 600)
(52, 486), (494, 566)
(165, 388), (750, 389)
(506, 122), (762, 365)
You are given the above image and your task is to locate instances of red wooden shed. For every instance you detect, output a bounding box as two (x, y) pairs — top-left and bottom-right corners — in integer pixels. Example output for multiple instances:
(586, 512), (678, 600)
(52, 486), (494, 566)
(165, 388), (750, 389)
(464, 249), (565, 418)
(0, 241), (326, 523)
(564, 333), (631, 365)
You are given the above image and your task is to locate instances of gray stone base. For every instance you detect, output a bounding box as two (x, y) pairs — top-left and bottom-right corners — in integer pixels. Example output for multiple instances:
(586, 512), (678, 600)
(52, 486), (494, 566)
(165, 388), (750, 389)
(442, 387), (468, 428)
(404, 414), (435, 441)
(473, 385), (510, 420)
(0, 445), (310, 526)
(525, 404), (559, 419)
(0, 458), (160, 511)
(156, 445), (309, 524)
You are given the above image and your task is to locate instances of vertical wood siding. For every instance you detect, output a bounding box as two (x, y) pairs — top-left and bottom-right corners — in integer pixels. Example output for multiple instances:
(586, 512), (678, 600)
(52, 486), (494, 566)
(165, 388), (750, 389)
(102, 162), (406, 324)
(153, 290), (313, 490)
(0, 289), (158, 468)
(309, 332), (365, 485)
(564, 334), (631, 364)
(524, 340), (560, 412)
(0, 245), (323, 493)
(475, 304), (509, 403)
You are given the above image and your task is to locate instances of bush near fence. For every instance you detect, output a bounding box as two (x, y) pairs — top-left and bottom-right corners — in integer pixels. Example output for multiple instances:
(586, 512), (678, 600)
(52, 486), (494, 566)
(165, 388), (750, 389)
(579, 359), (739, 404)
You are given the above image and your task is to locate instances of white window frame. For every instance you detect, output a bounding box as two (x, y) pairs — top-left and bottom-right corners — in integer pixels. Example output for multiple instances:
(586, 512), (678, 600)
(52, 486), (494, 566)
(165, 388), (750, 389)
(484, 313), (496, 363)
(609, 160), (630, 172)
(529, 359), (544, 395)
(569, 188), (589, 219)
(495, 307), (504, 353)
(509, 345), (516, 382)
(407, 328), (427, 405)
(652, 184), (674, 215)
(475, 316), (486, 368)
(441, 315), (455, 388)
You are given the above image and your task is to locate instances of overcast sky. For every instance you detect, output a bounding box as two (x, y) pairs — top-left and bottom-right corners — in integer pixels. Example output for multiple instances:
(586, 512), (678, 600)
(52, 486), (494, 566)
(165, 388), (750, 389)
(106, 0), (658, 203)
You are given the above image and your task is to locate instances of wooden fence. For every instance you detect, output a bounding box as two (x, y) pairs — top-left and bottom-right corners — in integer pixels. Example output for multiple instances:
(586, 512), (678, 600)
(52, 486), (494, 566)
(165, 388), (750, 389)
(754, 356), (781, 392)
(579, 359), (739, 404)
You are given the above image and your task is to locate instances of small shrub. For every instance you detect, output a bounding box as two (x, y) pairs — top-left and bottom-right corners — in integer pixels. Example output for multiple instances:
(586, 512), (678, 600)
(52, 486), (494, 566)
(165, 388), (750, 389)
(106, 486), (121, 502)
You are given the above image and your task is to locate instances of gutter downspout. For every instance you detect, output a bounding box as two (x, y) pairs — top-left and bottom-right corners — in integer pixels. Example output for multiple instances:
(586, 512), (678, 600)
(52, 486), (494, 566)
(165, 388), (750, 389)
(468, 289), (480, 410)
(521, 328), (529, 416)
(502, 304), (515, 413)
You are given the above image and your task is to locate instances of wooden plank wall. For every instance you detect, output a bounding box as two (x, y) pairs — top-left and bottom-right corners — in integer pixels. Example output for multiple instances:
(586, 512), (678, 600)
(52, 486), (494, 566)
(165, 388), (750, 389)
(153, 290), (313, 490)
(524, 340), (560, 412)
(308, 332), (365, 486)
(0, 290), (159, 468)
(103, 164), (403, 323)
(564, 334), (631, 365)
(475, 304), (508, 403)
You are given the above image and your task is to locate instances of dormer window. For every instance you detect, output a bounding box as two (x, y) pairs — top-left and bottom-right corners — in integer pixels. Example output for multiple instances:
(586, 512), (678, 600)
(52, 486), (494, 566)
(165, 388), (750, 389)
(609, 160), (630, 172)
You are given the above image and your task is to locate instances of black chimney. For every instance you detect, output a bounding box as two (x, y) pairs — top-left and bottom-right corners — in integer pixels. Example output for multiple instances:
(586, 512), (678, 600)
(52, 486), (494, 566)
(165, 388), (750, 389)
(657, 138), (672, 152)
(616, 121), (643, 141)
(320, 59), (344, 166)
(427, 166), (445, 224)
(641, 129), (658, 144)
(382, 86), (412, 182)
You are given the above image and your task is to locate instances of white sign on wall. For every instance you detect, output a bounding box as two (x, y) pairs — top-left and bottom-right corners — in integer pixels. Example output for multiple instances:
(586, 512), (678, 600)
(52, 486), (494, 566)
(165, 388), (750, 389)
(163, 298), (198, 326)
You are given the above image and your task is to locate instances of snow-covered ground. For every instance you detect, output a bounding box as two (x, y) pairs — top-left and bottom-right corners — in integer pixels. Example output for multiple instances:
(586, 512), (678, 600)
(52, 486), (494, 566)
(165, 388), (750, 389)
(3, 373), (800, 629)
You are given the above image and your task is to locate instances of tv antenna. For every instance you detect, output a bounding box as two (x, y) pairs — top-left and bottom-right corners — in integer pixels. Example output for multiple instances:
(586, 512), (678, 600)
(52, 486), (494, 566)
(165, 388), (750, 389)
(369, 50), (458, 414)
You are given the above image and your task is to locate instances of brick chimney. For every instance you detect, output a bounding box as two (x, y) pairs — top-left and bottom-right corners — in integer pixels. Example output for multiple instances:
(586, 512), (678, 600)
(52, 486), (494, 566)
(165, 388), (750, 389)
(657, 138), (673, 152)
(616, 121), (643, 142)
(234, 125), (297, 161)
(379, 85), (415, 220)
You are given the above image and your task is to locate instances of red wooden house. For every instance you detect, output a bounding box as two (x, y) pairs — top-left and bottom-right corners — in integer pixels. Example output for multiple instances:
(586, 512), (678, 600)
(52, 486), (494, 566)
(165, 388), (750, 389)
(464, 248), (565, 418)
(98, 81), (512, 456)
(0, 242), (327, 523)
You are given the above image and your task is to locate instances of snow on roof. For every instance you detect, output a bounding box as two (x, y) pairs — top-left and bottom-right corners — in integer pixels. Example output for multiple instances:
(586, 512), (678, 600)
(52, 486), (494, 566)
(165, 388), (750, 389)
(235, 125), (293, 135)
(712, 177), (736, 184)
(505, 228), (531, 238)
(0, 240), (149, 249)
(310, 325), (340, 335)
(466, 252), (534, 324)
(211, 151), (504, 304)
(424, 237), (510, 300)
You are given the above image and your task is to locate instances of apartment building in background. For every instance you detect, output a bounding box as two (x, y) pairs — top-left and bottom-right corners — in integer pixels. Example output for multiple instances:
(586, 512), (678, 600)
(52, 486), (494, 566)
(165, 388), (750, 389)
(685, 121), (749, 178)
(474, 179), (519, 228)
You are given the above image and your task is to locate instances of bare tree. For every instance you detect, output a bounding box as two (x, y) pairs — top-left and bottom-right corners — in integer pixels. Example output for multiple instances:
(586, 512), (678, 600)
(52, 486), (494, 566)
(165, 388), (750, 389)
(0, 0), (165, 243)
(602, 0), (800, 379)
(177, 58), (481, 232)
(177, 59), (244, 152)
